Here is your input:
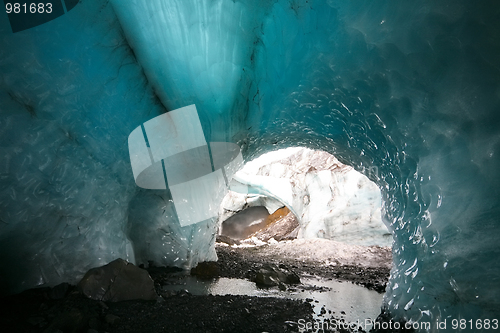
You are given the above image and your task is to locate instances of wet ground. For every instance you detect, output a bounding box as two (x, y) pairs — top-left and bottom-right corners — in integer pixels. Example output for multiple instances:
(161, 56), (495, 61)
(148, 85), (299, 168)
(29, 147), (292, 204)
(0, 241), (392, 333)
(215, 243), (390, 293)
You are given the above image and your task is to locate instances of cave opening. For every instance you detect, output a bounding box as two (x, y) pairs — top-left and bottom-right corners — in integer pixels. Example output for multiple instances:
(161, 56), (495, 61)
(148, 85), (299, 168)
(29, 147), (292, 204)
(209, 147), (394, 328)
(219, 146), (392, 247)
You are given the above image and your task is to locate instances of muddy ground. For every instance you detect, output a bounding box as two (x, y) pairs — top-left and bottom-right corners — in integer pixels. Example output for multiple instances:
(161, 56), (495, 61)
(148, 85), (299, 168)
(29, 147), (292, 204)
(0, 242), (396, 333)
(214, 243), (390, 293)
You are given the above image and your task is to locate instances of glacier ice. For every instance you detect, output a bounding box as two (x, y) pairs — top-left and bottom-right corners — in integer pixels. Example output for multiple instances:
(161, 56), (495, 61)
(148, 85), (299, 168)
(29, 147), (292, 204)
(223, 148), (390, 247)
(0, 0), (499, 329)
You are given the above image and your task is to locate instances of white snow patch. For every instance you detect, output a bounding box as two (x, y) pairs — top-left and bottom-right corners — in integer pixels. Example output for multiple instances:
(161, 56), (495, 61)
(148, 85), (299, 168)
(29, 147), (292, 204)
(261, 238), (391, 269)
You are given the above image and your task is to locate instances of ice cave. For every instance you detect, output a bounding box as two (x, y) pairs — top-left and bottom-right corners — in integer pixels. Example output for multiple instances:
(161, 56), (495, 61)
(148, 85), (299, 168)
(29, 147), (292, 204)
(1, 0), (500, 331)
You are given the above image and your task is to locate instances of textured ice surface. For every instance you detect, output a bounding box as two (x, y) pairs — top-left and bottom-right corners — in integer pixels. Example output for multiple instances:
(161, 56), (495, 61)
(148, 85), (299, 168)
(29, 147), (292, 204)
(1, 0), (500, 329)
(222, 148), (390, 246)
(0, 0), (145, 294)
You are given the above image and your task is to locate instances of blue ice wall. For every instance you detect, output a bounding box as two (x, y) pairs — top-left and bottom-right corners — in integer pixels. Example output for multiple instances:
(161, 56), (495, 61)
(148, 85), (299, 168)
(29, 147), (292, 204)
(0, 0), (222, 295)
(1, 0), (500, 329)
(111, 0), (269, 143)
(0, 0), (149, 293)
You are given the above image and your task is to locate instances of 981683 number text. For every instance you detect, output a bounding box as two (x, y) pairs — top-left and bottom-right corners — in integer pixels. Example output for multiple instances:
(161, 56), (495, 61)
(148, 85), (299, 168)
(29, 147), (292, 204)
(6, 3), (53, 14)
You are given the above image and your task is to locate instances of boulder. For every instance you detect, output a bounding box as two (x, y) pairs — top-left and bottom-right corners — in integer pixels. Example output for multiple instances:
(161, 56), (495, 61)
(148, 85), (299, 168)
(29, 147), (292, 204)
(253, 209), (299, 242)
(216, 234), (240, 245)
(220, 206), (270, 240)
(249, 264), (300, 289)
(191, 261), (219, 279)
(77, 258), (157, 302)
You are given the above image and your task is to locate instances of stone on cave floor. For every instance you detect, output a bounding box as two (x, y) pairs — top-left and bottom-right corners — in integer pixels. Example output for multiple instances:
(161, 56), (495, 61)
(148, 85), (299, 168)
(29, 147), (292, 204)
(220, 206), (270, 239)
(77, 258), (157, 302)
(264, 206), (290, 225)
(216, 234), (240, 245)
(216, 207), (299, 247)
(190, 261), (220, 279)
(252, 208), (299, 242)
(105, 313), (121, 325)
(49, 282), (71, 300)
(248, 263), (300, 289)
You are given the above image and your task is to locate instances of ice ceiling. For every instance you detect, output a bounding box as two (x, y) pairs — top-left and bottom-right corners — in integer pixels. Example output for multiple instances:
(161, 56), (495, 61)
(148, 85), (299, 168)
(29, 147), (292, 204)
(0, 0), (499, 329)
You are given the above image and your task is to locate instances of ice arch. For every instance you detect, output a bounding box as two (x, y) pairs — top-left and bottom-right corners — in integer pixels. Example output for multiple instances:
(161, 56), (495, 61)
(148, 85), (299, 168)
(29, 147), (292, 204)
(0, 0), (499, 330)
(221, 147), (390, 246)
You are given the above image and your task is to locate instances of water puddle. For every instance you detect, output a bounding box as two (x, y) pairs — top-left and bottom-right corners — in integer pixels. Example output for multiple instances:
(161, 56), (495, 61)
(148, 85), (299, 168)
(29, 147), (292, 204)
(161, 274), (382, 329)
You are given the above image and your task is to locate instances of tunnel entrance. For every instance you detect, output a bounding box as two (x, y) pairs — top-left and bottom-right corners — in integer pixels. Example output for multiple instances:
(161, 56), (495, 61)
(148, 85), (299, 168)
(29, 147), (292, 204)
(218, 147), (391, 247)
(210, 147), (393, 330)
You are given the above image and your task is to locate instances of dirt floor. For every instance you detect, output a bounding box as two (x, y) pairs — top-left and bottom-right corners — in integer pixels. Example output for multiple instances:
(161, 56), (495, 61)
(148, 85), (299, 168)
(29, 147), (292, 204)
(215, 242), (390, 293)
(0, 241), (394, 333)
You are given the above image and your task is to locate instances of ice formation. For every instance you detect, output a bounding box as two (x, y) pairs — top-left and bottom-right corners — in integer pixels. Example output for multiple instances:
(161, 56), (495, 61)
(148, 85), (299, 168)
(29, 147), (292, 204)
(221, 148), (391, 247)
(1, 0), (499, 330)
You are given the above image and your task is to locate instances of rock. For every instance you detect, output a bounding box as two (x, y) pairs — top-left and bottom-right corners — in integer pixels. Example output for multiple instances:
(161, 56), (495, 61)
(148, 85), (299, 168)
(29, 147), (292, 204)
(77, 258), (157, 302)
(263, 206), (290, 226)
(252, 209), (300, 242)
(191, 261), (219, 279)
(220, 206), (270, 239)
(284, 225), (299, 239)
(49, 282), (71, 300)
(45, 308), (86, 333)
(216, 234), (240, 245)
(105, 314), (120, 325)
(250, 264), (300, 287)
(88, 316), (101, 330)
(98, 301), (109, 310)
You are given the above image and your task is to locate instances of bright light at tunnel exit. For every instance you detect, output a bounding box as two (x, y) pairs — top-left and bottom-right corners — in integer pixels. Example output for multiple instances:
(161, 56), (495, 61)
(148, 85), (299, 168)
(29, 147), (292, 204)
(221, 147), (391, 247)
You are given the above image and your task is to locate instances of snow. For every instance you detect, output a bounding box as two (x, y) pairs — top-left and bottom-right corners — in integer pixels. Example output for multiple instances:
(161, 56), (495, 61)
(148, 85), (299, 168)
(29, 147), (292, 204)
(225, 148), (390, 247)
(261, 238), (391, 270)
(224, 236), (390, 270)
